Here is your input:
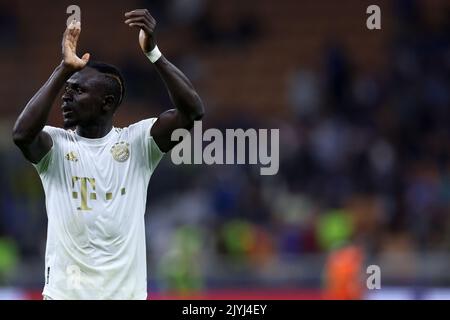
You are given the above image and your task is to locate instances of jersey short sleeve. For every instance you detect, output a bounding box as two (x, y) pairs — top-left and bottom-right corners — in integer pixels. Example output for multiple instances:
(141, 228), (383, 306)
(130, 118), (165, 173)
(33, 126), (64, 175)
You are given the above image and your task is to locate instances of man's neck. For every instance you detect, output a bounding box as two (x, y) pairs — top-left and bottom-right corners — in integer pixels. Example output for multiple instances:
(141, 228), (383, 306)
(76, 123), (113, 139)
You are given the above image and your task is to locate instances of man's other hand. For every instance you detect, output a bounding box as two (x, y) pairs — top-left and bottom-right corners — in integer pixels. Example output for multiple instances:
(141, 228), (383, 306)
(125, 9), (157, 54)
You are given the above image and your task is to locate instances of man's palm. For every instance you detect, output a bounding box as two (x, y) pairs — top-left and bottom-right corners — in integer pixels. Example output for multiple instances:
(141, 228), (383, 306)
(62, 20), (90, 70)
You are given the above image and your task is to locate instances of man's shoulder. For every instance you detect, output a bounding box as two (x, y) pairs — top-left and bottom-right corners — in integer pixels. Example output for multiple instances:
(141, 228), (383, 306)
(127, 118), (158, 129)
(42, 126), (75, 144)
(122, 118), (159, 137)
(43, 125), (73, 137)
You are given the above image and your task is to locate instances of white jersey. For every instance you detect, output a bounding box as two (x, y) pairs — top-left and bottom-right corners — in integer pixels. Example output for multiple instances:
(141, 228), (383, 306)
(33, 118), (164, 300)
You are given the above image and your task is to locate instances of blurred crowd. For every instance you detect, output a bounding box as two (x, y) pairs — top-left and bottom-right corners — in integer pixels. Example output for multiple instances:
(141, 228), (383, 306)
(0, 0), (449, 293)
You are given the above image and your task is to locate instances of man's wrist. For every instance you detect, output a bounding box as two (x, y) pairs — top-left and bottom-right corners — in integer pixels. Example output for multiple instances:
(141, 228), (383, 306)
(145, 45), (162, 63)
(58, 61), (78, 76)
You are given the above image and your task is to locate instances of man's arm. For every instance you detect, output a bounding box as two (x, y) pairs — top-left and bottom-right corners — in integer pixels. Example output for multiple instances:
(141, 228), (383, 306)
(12, 20), (90, 164)
(125, 9), (205, 153)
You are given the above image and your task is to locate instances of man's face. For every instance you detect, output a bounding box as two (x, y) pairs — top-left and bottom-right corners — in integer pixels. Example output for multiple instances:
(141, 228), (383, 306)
(61, 67), (107, 129)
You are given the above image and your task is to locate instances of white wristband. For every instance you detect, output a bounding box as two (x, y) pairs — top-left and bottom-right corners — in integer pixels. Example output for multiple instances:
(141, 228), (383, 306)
(146, 45), (162, 63)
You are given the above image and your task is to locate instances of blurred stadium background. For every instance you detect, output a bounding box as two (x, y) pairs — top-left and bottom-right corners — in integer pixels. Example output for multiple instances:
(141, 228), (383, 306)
(0, 0), (449, 300)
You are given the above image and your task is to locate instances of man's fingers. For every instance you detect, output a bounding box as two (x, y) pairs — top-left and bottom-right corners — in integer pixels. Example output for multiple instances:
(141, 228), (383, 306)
(67, 19), (76, 29)
(63, 31), (75, 50)
(62, 20), (82, 57)
(81, 53), (90, 63)
(125, 9), (148, 17)
(125, 17), (145, 24)
(125, 13), (152, 22)
(124, 16), (155, 28)
(73, 25), (81, 42)
(64, 21), (79, 41)
(128, 22), (145, 28)
(63, 20), (75, 42)
(71, 21), (81, 37)
(126, 22), (152, 35)
(67, 21), (81, 46)
(125, 9), (155, 22)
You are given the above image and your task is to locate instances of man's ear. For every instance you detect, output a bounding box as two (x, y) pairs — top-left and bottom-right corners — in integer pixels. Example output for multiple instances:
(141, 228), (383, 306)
(102, 95), (116, 112)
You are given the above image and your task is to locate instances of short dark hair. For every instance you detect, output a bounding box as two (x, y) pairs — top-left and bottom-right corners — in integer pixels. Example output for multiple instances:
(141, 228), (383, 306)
(86, 61), (125, 108)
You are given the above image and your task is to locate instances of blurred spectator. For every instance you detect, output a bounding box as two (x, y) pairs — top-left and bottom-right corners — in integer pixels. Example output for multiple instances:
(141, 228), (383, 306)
(323, 244), (364, 300)
(193, 2), (260, 49)
(287, 68), (323, 119)
(0, 238), (18, 285)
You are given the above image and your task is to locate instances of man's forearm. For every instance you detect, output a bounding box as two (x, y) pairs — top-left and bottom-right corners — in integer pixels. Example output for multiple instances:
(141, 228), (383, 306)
(13, 62), (74, 143)
(153, 56), (204, 121)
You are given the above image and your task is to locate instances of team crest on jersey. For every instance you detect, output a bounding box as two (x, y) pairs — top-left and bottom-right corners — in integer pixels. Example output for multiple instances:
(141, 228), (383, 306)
(110, 142), (130, 162)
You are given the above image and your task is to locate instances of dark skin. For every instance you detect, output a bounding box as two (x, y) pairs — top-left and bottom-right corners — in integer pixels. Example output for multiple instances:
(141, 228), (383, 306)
(62, 68), (116, 136)
(12, 10), (204, 164)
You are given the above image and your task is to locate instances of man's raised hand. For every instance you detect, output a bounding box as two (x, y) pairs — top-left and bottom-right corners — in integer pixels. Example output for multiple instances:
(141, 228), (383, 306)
(62, 20), (90, 71)
(124, 9), (157, 55)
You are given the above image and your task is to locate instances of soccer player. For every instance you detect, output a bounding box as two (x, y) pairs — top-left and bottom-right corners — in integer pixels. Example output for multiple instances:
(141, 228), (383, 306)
(12, 9), (204, 300)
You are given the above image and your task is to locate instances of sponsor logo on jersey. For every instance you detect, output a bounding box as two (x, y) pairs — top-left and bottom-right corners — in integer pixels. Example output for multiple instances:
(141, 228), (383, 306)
(65, 151), (78, 162)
